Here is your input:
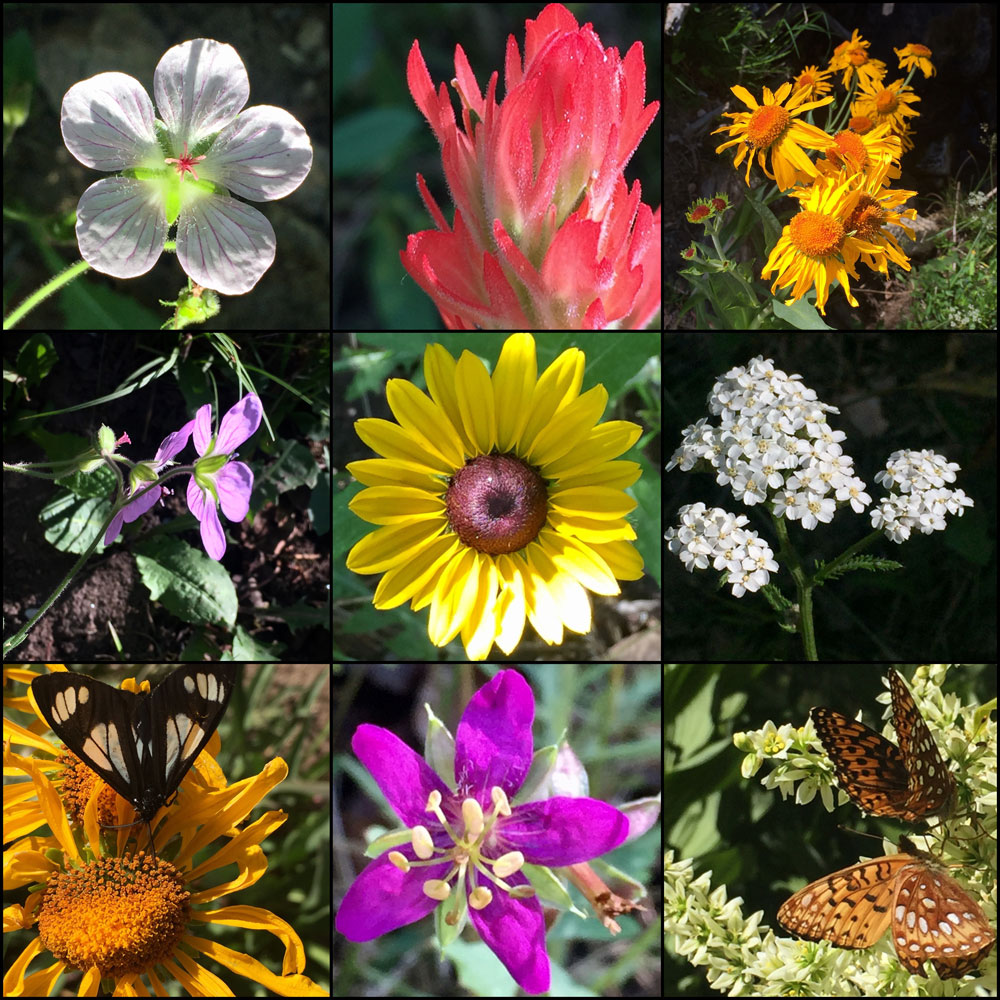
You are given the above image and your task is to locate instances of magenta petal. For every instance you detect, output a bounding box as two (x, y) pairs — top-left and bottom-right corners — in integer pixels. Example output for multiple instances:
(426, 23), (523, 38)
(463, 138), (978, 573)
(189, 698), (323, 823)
(75, 177), (167, 279)
(155, 419), (195, 464)
(192, 404), (214, 456)
(121, 485), (162, 524)
(198, 500), (226, 559)
(104, 510), (125, 547)
(216, 461), (253, 522)
(352, 724), (454, 827)
(500, 797), (629, 865)
(454, 669), (534, 799)
(468, 872), (550, 994)
(335, 850), (448, 941)
(216, 394), (262, 452)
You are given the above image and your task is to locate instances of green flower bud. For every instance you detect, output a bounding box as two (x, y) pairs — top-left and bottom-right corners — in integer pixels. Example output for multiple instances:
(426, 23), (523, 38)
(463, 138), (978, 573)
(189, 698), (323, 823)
(97, 424), (117, 453)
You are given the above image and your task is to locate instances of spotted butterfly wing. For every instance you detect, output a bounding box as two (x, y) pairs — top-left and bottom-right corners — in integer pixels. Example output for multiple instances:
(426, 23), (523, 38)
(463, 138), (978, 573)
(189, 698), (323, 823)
(810, 669), (954, 822)
(778, 838), (995, 979)
(31, 666), (236, 852)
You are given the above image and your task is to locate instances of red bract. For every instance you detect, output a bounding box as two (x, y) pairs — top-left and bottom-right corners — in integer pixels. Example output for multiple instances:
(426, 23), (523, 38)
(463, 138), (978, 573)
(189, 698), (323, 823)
(402, 3), (661, 329)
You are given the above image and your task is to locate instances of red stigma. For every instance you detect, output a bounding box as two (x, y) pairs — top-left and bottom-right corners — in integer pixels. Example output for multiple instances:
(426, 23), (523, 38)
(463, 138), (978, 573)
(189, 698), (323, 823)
(165, 142), (206, 180)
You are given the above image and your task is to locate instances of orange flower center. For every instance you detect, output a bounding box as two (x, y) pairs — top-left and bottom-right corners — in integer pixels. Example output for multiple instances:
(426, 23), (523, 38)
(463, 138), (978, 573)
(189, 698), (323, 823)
(875, 90), (899, 114)
(849, 114), (874, 133)
(845, 195), (886, 240)
(849, 49), (868, 66)
(789, 210), (845, 258)
(745, 104), (790, 149)
(829, 131), (869, 171)
(910, 44), (931, 56)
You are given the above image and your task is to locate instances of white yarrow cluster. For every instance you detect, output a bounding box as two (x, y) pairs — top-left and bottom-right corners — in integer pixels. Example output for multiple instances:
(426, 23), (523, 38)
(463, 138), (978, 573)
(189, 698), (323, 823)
(665, 503), (778, 597)
(666, 356), (869, 525)
(870, 449), (974, 542)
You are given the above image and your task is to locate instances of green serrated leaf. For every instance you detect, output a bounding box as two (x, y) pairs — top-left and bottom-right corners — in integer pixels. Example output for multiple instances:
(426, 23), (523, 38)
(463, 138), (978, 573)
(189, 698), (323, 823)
(133, 535), (237, 625)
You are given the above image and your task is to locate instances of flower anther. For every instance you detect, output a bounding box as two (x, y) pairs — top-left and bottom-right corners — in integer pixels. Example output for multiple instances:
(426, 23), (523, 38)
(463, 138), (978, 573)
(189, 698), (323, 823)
(164, 142), (206, 180)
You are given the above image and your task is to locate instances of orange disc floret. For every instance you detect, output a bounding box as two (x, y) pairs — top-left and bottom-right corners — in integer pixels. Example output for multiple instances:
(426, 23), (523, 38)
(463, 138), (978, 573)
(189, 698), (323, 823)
(828, 130), (870, 172)
(849, 114), (874, 133)
(789, 210), (845, 257)
(686, 201), (713, 224)
(746, 104), (791, 149)
(845, 195), (887, 241)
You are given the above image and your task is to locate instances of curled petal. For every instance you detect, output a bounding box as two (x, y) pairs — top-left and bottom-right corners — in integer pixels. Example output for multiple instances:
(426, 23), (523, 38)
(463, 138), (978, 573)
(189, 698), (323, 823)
(216, 461), (254, 523)
(175, 196), (276, 295)
(217, 395), (263, 453)
(75, 177), (167, 279)
(154, 419), (195, 464)
(61, 72), (160, 171)
(207, 106), (313, 201)
(154, 38), (249, 143)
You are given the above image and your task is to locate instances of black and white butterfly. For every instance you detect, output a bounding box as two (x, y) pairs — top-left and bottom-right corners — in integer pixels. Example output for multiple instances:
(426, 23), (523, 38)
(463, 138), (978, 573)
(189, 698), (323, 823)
(31, 665), (237, 856)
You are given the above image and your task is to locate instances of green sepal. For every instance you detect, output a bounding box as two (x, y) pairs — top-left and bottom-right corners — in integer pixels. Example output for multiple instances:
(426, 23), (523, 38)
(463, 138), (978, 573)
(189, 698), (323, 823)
(164, 185), (181, 227)
(122, 166), (168, 181)
(190, 131), (220, 158)
(154, 119), (173, 158)
(97, 424), (117, 453)
(195, 454), (229, 478)
(130, 462), (159, 487)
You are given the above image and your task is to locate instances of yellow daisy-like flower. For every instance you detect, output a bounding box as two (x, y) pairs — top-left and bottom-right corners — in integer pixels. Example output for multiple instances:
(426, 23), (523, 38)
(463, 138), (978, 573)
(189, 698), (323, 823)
(840, 161), (917, 276)
(3, 665), (326, 997)
(792, 64), (834, 101)
(760, 172), (882, 315)
(346, 333), (645, 661)
(829, 29), (887, 90)
(851, 76), (921, 134)
(712, 82), (835, 190)
(895, 42), (937, 79)
(816, 120), (903, 180)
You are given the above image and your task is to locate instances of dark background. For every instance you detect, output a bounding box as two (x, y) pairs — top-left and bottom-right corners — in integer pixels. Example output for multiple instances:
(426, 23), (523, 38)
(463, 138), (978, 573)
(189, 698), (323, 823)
(3, 2), (331, 330)
(665, 2), (997, 329)
(663, 332), (996, 661)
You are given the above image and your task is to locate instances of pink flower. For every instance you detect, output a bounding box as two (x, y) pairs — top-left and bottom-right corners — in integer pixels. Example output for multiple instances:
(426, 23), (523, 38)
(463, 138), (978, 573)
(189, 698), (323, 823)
(185, 394), (262, 559)
(402, 3), (661, 329)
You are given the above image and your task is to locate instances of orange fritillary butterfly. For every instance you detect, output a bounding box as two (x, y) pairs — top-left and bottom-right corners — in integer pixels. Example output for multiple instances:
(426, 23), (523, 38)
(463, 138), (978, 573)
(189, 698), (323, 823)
(778, 837), (995, 979)
(810, 668), (955, 822)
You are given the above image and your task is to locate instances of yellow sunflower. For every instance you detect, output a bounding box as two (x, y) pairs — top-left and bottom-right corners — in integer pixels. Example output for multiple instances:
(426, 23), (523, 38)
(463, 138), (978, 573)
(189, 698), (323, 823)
(346, 333), (645, 660)
(792, 64), (834, 101)
(895, 42), (937, 79)
(761, 172), (883, 315)
(712, 82), (835, 190)
(829, 29), (887, 90)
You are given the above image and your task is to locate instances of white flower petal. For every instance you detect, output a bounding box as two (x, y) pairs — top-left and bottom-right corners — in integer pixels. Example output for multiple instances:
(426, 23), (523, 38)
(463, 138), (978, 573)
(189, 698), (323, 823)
(61, 72), (159, 171)
(76, 177), (167, 278)
(176, 196), (275, 295)
(154, 39), (248, 143)
(206, 105), (313, 201)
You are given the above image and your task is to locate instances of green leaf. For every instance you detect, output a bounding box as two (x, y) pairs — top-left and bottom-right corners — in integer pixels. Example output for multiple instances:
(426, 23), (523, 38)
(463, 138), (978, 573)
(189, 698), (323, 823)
(744, 186), (783, 248)
(16, 333), (57, 386)
(133, 535), (237, 625)
(39, 494), (111, 554)
(771, 293), (835, 330)
(228, 625), (283, 660)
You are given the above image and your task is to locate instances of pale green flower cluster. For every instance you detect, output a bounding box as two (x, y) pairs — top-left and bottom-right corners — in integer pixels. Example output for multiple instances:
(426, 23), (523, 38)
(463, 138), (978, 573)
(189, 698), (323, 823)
(665, 665), (997, 995)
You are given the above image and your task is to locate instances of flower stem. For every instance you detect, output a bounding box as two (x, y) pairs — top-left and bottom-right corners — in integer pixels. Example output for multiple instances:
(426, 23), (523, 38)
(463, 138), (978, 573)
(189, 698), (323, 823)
(2, 259), (91, 330)
(1, 465), (194, 657)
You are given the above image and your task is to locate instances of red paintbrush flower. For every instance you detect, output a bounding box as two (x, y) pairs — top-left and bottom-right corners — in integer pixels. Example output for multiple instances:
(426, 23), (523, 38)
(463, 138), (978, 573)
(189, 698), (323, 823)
(402, 3), (660, 329)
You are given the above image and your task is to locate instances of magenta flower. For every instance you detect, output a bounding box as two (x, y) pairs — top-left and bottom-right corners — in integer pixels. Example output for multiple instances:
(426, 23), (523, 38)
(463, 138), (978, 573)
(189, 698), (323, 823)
(335, 670), (629, 994)
(185, 394), (262, 559)
(60, 38), (312, 295)
(103, 420), (194, 547)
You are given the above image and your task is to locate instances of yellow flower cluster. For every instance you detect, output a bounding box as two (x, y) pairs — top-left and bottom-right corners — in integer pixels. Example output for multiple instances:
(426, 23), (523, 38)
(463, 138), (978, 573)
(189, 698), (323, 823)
(712, 30), (935, 315)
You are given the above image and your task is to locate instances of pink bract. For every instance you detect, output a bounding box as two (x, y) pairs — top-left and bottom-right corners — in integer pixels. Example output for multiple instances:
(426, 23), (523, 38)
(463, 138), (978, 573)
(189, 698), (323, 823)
(402, 3), (661, 329)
